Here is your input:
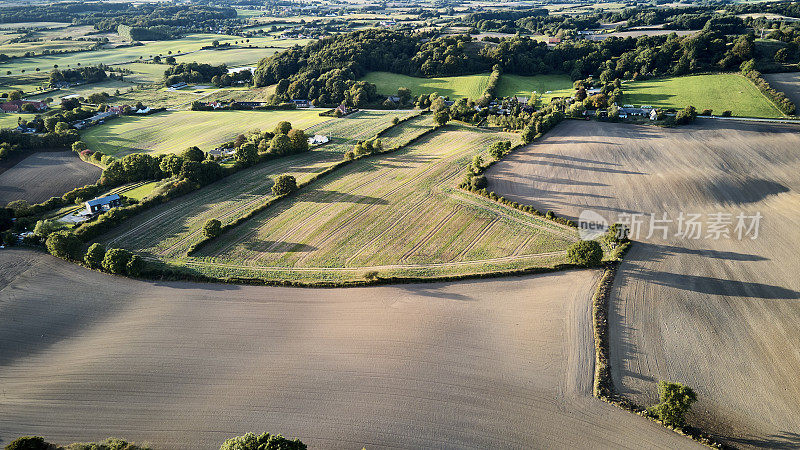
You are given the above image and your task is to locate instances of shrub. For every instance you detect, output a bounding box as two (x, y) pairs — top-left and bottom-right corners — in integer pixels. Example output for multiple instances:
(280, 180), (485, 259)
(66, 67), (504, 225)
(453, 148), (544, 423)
(5, 436), (49, 450)
(647, 380), (697, 427)
(45, 230), (81, 260)
(272, 174), (297, 196)
(700, 109), (712, 116)
(126, 254), (144, 277)
(102, 248), (132, 274)
(274, 121), (292, 135)
(85, 242), (106, 268)
(392, 116), (400, 125)
(219, 432), (306, 450)
(203, 218), (222, 238)
(721, 110), (732, 117)
(434, 108), (450, 126)
(33, 219), (61, 238)
(567, 240), (603, 266)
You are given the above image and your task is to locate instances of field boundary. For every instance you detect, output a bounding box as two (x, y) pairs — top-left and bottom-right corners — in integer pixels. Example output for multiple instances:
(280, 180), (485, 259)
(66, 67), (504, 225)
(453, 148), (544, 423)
(590, 256), (728, 449)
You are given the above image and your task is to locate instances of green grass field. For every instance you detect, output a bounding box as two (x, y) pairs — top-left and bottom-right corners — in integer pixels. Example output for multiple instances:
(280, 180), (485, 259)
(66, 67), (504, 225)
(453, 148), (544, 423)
(173, 47), (275, 68)
(495, 74), (574, 100)
(26, 79), (136, 101)
(81, 109), (333, 156)
(0, 114), (22, 129)
(0, 34), (307, 78)
(623, 73), (784, 118)
(361, 71), (491, 99)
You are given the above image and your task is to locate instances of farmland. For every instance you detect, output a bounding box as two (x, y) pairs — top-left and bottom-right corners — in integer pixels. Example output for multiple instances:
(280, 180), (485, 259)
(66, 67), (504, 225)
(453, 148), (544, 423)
(182, 124), (578, 283)
(361, 71), (491, 99)
(485, 119), (800, 448)
(0, 248), (699, 449)
(98, 111), (421, 258)
(0, 151), (100, 205)
(495, 74), (574, 100)
(81, 109), (333, 156)
(623, 73), (784, 117)
(764, 71), (800, 108)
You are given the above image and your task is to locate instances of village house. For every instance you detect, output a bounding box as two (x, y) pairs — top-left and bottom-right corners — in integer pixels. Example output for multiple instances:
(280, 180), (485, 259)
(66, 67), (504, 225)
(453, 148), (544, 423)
(292, 99), (311, 108)
(85, 194), (122, 215)
(1, 100), (48, 113)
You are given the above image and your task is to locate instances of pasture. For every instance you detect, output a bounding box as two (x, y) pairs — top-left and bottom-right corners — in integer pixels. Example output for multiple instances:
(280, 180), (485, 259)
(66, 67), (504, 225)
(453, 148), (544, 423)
(0, 151), (100, 205)
(485, 119), (800, 448)
(26, 79), (136, 101)
(98, 110), (420, 257)
(81, 109), (333, 156)
(495, 73), (574, 100)
(185, 124), (578, 283)
(361, 71), (491, 99)
(623, 73), (784, 117)
(0, 248), (699, 449)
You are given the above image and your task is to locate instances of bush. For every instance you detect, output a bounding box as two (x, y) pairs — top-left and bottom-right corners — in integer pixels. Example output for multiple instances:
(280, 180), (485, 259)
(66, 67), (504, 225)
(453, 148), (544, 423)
(647, 380), (697, 427)
(721, 110), (732, 117)
(126, 254), (144, 277)
(181, 146), (205, 162)
(271, 174), (297, 196)
(219, 433), (306, 450)
(102, 248), (132, 274)
(700, 109), (712, 116)
(203, 218), (222, 238)
(84, 242), (106, 268)
(5, 436), (49, 450)
(45, 230), (81, 260)
(567, 240), (603, 266)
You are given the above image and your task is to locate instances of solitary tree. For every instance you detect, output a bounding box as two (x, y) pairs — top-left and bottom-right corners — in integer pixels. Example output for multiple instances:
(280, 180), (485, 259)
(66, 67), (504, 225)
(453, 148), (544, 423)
(182, 146), (205, 162)
(566, 240), (603, 266)
(203, 218), (222, 238)
(648, 381), (697, 427)
(274, 121), (292, 135)
(272, 174), (297, 196)
(434, 108), (450, 126)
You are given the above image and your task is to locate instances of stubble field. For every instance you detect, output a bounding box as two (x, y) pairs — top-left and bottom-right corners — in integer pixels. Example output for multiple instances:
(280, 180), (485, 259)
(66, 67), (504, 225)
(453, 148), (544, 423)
(0, 248), (700, 449)
(485, 119), (800, 448)
(186, 124), (578, 282)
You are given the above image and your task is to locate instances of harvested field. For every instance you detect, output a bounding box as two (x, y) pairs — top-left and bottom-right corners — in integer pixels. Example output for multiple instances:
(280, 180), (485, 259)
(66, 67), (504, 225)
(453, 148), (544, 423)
(99, 111), (421, 260)
(188, 125), (578, 282)
(0, 248), (699, 449)
(486, 119), (800, 448)
(0, 151), (100, 205)
(764, 71), (800, 108)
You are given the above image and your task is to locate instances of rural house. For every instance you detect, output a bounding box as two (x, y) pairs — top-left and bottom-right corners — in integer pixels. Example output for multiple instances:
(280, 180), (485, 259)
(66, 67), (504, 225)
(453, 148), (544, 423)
(1, 100), (48, 113)
(85, 194), (121, 215)
(292, 99), (311, 108)
(308, 135), (329, 146)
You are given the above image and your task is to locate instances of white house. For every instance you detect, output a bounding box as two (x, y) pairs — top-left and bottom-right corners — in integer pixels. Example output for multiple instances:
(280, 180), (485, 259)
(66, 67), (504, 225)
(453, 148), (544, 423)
(308, 135), (329, 146)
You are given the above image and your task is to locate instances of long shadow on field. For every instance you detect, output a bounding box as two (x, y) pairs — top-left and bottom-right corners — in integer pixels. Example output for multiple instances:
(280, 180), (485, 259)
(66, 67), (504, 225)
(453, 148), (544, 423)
(626, 243), (769, 263)
(725, 431), (800, 449)
(513, 159), (646, 176)
(627, 269), (800, 300)
(243, 240), (317, 253)
(304, 189), (389, 205)
(397, 284), (474, 302)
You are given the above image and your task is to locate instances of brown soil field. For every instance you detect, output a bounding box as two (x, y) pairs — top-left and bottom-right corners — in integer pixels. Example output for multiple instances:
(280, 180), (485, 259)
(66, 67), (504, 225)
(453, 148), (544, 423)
(0, 151), (101, 205)
(0, 248), (698, 449)
(764, 71), (800, 109)
(486, 119), (800, 448)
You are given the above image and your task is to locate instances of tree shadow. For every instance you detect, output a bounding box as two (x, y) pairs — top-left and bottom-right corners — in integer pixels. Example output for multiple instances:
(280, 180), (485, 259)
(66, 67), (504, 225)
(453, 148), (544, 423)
(627, 269), (800, 300)
(243, 240), (317, 253)
(724, 431), (800, 449)
(304, 189), (389, 204)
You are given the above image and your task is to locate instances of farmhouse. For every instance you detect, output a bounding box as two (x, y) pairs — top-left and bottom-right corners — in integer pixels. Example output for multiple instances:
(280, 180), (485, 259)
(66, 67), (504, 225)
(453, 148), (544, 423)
(1, 100), (48, 113)
(292, 99), (311, 108)
(85, 194), (121, 215)
(208, 147), (235, 158)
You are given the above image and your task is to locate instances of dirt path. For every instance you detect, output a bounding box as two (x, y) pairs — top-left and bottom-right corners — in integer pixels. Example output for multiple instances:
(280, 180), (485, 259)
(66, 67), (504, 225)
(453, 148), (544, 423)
(485, 119), (800, 448)
(0, 248), (697, 449)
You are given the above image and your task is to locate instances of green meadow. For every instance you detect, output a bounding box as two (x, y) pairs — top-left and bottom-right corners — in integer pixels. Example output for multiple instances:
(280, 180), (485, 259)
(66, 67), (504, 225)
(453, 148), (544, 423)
(361, 71), (491, 99)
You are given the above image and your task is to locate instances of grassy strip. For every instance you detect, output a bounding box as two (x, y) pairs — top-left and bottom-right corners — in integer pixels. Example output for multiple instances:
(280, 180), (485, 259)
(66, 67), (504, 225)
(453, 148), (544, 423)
(186, 122), (443, 256)
(374, 110), (425, 137)
(590, 250), (728, 449)
(458, 185), (577, 228)
(742, 69), (796, 115)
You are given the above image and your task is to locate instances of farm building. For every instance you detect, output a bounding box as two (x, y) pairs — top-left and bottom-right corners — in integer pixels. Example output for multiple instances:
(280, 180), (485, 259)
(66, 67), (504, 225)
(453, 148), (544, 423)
(292, 99), (311, 108)
(85, 194), (121, 215)
(209, 147), (235, 158)
(1, 100), (47, 113)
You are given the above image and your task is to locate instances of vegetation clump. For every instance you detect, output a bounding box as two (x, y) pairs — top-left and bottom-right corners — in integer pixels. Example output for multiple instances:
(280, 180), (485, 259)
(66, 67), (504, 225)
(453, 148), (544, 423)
(272, 174), (298, 196)
(567, 240), (603, 267)
(647, 381), (698, 428)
